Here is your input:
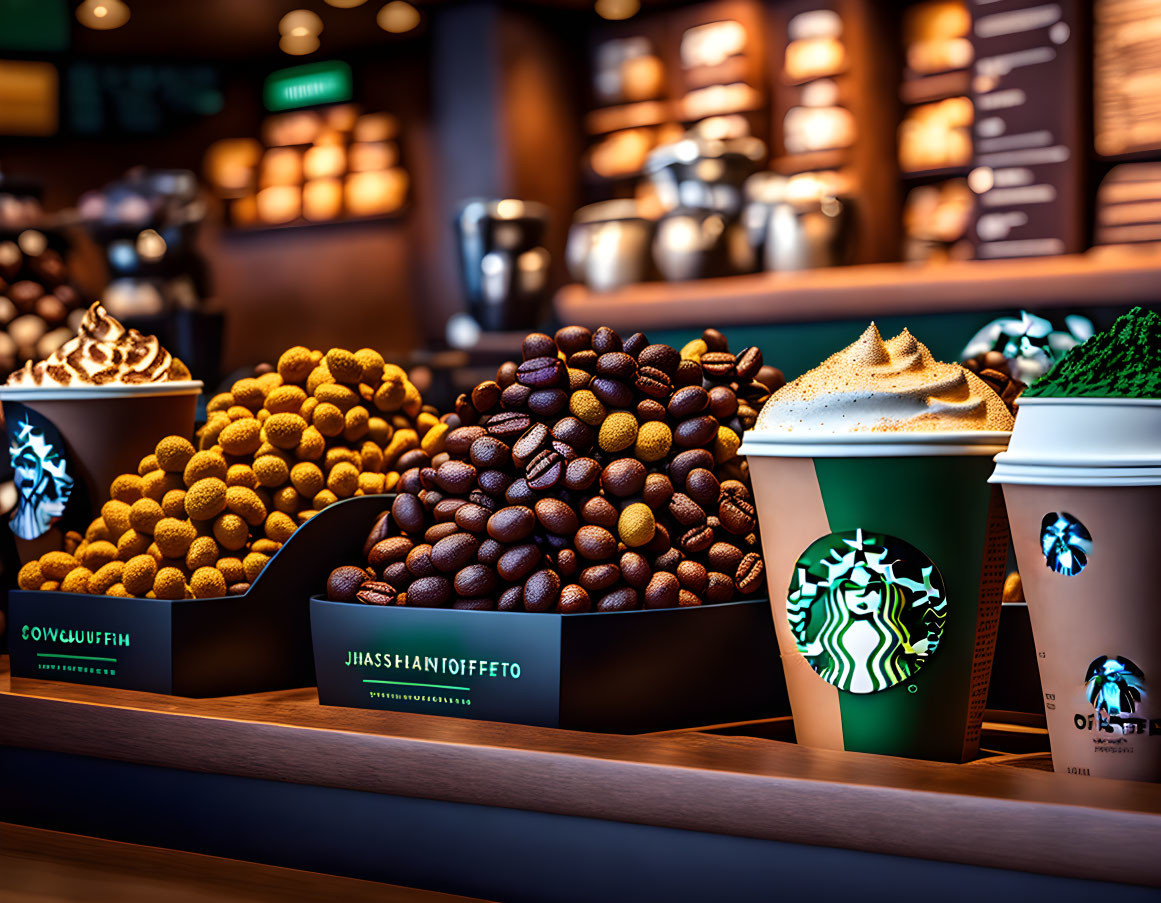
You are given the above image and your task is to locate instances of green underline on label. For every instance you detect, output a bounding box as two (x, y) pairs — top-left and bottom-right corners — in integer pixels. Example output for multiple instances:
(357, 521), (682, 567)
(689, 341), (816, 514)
(362, 679), (470, 692)
(36, 653), (118, 662)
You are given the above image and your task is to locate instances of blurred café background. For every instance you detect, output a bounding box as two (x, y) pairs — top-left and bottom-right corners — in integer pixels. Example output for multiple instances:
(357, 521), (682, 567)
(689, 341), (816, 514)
(1, 0), (1159, 405)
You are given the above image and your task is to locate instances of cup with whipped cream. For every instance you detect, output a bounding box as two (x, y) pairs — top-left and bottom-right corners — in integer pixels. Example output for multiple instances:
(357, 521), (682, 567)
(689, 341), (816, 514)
(740, 323), (1012, 762)
(0, 303), (201, 555)
(991, 307), (1161, 782)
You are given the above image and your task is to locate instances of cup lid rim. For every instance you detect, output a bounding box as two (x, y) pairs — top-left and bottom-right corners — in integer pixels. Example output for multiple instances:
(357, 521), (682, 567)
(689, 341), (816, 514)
(1016, 395), (1161, 407)
(0, 379), (204, 401)
(741, 429), (1011, 447)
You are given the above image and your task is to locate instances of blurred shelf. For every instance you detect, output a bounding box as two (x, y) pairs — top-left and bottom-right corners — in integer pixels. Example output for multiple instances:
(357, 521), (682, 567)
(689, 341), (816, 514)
(901, 164), (972, 181)
(773, 148), (851, 174)
(553, 247), (1161, 331)
(900, 69), (972, 105)
(585, 100), (674, 135)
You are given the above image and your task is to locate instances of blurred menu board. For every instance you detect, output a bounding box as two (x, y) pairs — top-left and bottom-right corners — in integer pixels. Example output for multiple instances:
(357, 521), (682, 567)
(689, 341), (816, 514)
(1095, 0), (1161, 157)
(65, 62), (223, 135)
(968, 0), (1082, 258)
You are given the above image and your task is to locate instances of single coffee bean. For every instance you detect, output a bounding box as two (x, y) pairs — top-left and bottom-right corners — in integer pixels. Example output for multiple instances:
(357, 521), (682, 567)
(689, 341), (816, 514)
(477, 537), (503, 565)
(471, 380), (502, 413)
(674, 359), (703, 387)
(756, 365), (786, 393)
(644, 571), (679, 608)
(496, 360), (519, 388)
(638, 343), (680, 376)
(470, 436), (511, 469)
(399, 449), (431, 472)
(552, 416), (593, 451)
(435, 460), (477, 495)
(719, 484), (757, 535)
(677, 560), (708, 594)
(645, 522), (671, 554)
(407, 575), (452, 607)
(522, 332), (557, 360)
(555, 325), (592, 354)
(418, 490), (443, 514)
(430, 499), (465, 527)
(535, 497), (579, 535)
(678, 590), (702, 607)
(737, 380), (770, 403)
(505, 477), (536, 506)
(453, 598), (495, 611)
(623, 331), (649, 357)
(685, 468), (721, 509)
(431, 452), (451, 469)
(576, 525), (618, 560)
(701, 328), (728, 351)
(431, 533), (479, 572)
(478, 469), (513, 498)
(734, 346), (763, 381)
(654, 547), (683, 572)
(356, 581), (397, 606)
(455, 563), (497, 596)
(708, 385), (738, 420)
(708, 541), (744, 572)
(512, 423), (549, 468)
(362, 512), (392, 558)
(557, 583), (591, 613)
(581, 495), (619, 528)
(391, 493), (426, 535)
(327, 566), (369, 602)
(620, 551), (652, 588)
(601, 460), (646, 499)
(579, 563), (621, 593)
(397, 468), (423, 495)
(488, 505), (536, 542)
(381, 561), (412, 590)
(705, 572), (735, 603)
(701, 351), (736, 380)
(637, 398), (666, 422)
(679, 525), (715, 554)
(675, 415), (717, 448)
(497, 585), (524, 611)
(597, 351), (636, 380)
(668, 386), (709, 419)
(419, 468), (439, 491)
(369, 536), (414, 571)
(406, 543), (438, 578)
(635, 365), (671, 398)
(736, 552), (764, 594)
(524, 568), (562, 612)
(552, 439), (577, 461)
(669, 493), (707, 527)
(529, 389), (568, 417)
(501, 383), (532, 409)
(526, 449), (565, 490)
(592, 326), (622, 355)
(642, 473), (674, 509)
(517, 356), (564, 388)
(486, 410), (531, 438)
(547, 547), (573, 576)
(455, 394), (477, 424)
(567, 349), (598, 372)
(597, 587), (638, 612)
(564, 457), (601, 491)
(469, 489), (497, 511)
(590, 377), (634, 409)
(669, 449), (715, 487)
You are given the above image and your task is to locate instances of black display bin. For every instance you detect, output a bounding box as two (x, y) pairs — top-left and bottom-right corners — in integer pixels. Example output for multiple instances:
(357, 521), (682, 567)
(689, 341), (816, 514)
(311, 592), (788, 733)
(8, 495), (390, 696)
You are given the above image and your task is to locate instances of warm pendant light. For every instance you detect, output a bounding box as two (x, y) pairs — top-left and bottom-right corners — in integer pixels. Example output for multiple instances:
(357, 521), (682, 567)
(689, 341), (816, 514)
(278, 9), (323, 54)
(377, 1), (420, 33)
(595, 0), (639, 21)
(76, 0), (130, 30)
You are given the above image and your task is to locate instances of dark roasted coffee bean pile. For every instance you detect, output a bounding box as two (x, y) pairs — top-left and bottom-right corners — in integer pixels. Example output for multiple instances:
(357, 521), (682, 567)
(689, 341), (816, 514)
(325, 326), (783, 613)
(961, 350), (1025, 415)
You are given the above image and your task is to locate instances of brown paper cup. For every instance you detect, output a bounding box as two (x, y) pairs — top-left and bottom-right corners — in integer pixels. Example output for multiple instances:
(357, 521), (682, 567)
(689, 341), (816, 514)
(2, 382), (201, 559)
(741, 432), (1010, 762)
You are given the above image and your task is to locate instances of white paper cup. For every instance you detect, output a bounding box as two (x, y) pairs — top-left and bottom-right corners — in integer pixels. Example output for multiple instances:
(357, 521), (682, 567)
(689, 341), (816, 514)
(991, 397), (1161, 782)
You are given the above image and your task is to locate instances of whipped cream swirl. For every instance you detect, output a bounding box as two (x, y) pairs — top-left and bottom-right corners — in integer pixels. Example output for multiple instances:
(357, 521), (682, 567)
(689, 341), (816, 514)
(756, 323), (1014, 434)
(7, 303), (191, 387)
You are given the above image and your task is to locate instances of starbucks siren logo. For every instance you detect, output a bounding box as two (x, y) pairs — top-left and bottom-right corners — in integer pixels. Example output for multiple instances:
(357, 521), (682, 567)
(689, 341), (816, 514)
(1040, 511), (1092, 577)
(1084, 655), (1147, 734)
(787, 529), (947, 694)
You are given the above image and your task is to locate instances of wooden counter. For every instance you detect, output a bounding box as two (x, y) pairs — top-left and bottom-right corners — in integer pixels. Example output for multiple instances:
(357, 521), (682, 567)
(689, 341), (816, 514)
(3, 656), (1160, 896)
(554, 247), (1161, 331)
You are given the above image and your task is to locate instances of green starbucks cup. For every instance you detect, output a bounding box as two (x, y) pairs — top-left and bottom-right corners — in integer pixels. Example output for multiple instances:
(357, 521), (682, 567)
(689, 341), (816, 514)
(740, 324), (1013, 762)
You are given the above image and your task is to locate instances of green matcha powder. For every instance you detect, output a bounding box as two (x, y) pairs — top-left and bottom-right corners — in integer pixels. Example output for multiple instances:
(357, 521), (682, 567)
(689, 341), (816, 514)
(1024, 306), (1161, 398)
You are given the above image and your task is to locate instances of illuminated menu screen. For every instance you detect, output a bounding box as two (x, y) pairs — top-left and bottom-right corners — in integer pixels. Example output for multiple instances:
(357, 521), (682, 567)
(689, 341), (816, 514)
(1095, 0), (1161, 157)
(968, 0), (1082, 258)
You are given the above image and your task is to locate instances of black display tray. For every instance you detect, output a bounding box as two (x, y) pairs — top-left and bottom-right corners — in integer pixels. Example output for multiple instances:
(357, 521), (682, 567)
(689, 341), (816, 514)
(311, 594), (788, 733)
(8, 495), (390, 697)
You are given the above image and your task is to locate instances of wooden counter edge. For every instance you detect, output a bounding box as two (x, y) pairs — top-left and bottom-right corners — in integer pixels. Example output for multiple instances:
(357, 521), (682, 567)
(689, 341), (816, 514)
(3, 687), (1160, 888)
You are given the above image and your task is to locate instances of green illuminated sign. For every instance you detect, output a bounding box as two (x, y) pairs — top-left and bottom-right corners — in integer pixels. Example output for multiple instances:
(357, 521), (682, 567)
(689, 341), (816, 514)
(264, 61), (352, 112)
